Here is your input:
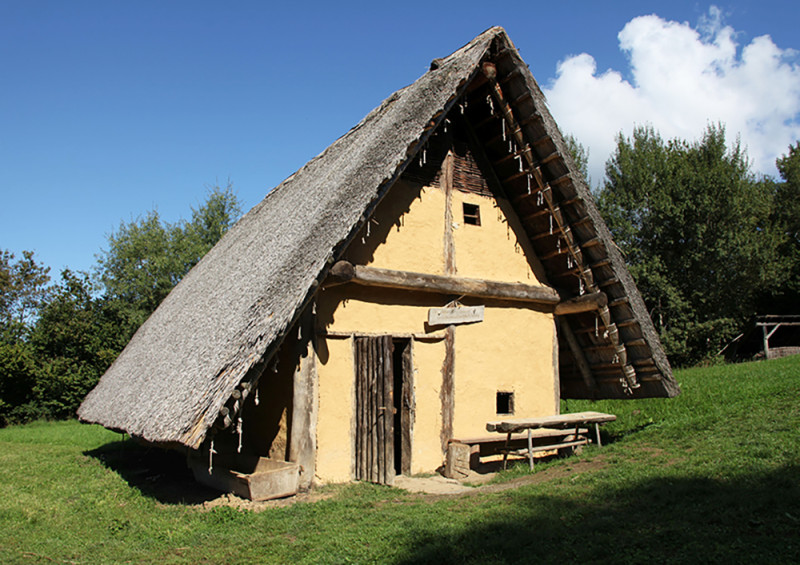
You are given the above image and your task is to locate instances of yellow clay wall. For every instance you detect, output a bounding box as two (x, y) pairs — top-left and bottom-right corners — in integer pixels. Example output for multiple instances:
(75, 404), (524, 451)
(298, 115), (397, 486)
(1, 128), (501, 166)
(313, 166), (557, 483)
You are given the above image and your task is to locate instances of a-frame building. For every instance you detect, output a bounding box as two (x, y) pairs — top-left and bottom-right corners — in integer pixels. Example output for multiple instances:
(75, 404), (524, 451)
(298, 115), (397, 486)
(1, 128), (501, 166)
(79, 27), (678, 493)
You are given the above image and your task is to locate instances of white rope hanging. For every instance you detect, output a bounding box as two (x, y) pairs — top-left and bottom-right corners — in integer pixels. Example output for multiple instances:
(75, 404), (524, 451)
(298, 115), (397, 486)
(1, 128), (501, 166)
(579, 277), (585, 296)
(486, 94), (494, 114)
(254, 387), (259, 406)
(549, 214), (553, 235)
(236, 417), (243, 454)
(595, 315), (599, 338)
(502, 119), (506, 141)
(526, 174), (531, 194)
(208, 439), (216, 474)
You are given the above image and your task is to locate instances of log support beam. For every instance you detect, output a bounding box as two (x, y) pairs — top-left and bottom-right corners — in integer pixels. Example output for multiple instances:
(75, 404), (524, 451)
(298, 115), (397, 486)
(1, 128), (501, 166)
(325, 261), (561, 306)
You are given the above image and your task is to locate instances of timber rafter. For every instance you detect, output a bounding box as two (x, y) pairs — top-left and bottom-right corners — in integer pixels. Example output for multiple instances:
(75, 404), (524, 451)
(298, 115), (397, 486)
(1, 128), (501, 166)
(473, 60), (640, 392)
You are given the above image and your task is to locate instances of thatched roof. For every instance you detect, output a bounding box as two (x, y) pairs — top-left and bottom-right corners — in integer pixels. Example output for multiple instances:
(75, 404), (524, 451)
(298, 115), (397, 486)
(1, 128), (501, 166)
(79, 27), (678, 450)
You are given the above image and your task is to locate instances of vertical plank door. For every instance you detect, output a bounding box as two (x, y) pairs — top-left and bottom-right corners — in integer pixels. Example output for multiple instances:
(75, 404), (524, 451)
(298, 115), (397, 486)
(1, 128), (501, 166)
(354, 335), (395, 485)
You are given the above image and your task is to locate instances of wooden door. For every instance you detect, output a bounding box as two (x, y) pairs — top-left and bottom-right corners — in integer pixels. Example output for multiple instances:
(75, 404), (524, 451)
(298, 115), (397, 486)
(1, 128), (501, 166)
(354, 335), (395, 485)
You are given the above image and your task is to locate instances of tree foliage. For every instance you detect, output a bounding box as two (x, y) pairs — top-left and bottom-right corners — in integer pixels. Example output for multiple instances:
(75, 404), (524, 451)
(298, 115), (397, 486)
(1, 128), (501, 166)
(770, 142), (800, 312)
(597, 124), (789, 365)
(0, 184), (242, 425)
(97, 183), (241, 329)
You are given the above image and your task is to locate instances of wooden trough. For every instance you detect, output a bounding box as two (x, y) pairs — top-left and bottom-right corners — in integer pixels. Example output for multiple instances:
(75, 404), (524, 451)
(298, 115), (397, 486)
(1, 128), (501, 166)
(189, 455), (300, 501)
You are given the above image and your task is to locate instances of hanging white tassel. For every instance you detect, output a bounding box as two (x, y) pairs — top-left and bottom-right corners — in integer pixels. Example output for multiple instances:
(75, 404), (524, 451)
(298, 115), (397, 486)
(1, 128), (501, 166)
(579, 277), (585, 295)
(516, 155), (523, 172)
(272, 357), (279, 373)
(549, 214), (553, 235)
(557, 239), (561, 253)
(486, 94), (494, 114)
(208, 439), (216, 474)
(502, 119), (506, 141)
(537, 191), (544, 206)
(527, 174), (531, 194)
(595, 316), (599, 338)
(444, 118), (450, 133)
(236, 417), (243, 454)
(312, 301), (317, 316)
(567, 255), (573, 269)
(254, 387), (260, 406)
(459, 103), (464, 115)
(298, 324), (302, 339)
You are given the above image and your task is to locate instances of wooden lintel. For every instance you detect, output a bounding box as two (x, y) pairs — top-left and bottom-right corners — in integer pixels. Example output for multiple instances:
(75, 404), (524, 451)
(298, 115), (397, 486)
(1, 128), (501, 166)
(326, 261), (561, 306)
(554, 292), (608, 316)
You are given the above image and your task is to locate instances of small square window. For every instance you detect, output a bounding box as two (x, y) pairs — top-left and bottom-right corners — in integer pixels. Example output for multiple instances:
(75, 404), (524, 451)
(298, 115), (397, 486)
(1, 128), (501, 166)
(463, 203), (481, 226)
(496, 391), (514, 415)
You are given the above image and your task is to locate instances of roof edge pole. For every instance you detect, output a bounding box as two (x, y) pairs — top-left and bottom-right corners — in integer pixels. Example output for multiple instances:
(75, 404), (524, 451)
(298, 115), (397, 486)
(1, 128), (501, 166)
(557, 318), (598, 393)
(481, 61), (638, 392)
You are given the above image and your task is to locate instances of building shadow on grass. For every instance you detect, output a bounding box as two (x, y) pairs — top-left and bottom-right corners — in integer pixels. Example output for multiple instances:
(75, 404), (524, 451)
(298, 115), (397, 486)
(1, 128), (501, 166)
(394, 465), (800, 564)
(84, 439), (220, 505)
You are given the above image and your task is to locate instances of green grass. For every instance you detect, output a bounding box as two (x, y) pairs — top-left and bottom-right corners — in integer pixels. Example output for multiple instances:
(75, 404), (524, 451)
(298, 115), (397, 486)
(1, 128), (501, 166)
(2, 356), (799, 564)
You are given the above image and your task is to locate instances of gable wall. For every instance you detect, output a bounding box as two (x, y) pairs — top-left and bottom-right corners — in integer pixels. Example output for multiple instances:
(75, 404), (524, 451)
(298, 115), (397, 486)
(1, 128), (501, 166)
(313, 155), (558, 483)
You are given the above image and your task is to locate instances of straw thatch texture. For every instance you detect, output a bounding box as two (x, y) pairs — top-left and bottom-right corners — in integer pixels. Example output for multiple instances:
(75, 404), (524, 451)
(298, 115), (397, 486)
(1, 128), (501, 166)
(78, 29), (496, 449)
(79, 26), (678, 450)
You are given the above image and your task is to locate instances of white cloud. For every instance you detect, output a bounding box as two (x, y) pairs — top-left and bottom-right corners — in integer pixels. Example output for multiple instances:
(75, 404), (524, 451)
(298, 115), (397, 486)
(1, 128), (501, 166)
(542, 7), (800, 186)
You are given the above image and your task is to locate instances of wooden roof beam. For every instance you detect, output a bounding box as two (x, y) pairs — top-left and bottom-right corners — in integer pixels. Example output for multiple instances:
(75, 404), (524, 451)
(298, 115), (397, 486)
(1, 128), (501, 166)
(326, 261), (562, 306)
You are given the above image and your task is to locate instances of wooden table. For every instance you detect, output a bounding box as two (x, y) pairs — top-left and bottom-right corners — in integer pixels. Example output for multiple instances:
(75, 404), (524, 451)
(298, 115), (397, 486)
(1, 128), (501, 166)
(486, 411), (617, 470)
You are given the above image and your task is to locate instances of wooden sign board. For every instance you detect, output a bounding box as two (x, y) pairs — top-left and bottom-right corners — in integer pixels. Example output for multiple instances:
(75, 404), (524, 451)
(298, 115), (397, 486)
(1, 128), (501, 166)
(428, 305), (485, 327)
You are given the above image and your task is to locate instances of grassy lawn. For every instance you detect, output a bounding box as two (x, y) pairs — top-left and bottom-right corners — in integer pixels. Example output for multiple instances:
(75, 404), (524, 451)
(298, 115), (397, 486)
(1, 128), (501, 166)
(1, 356), (799, 564)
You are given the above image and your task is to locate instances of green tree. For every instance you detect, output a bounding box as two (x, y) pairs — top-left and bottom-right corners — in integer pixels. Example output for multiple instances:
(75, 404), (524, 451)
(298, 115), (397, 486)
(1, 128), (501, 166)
(0, 250), (50, 423)
(97, 183), (242, 329)
(770, 142), (800, 312)
(0, 250), (51, 343)
(29, 270), (130, 419)
(564, 133), (590, 186)
(597, 124), (788, 365)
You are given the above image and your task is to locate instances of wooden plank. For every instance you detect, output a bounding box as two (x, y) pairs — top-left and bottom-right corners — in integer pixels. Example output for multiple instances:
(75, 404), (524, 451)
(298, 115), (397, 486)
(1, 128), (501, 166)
(382, 335), (394, 485)
(440, 326), (456, 453)
(554, 292), (608, 315)
(401, 340), (413, 475)
(428, 305), (484, 326)
(450, 428), (589, 444)
(442, 151), (456, 275)
(288, 306), (318, 490)
(326, 261), (562, 306)
(486, 411), (616, 433)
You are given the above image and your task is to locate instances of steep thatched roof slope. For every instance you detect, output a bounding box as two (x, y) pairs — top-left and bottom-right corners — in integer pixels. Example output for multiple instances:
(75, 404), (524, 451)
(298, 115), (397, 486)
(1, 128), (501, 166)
(79, 27), (677, 450)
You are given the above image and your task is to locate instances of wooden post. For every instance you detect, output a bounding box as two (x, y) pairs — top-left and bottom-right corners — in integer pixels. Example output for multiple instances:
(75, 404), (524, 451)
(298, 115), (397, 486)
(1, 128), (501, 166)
(557, 318), (597, 392)
(289, 305), (318, 490)
(443, 151), (456, 275)
(440, 326), (455, 453)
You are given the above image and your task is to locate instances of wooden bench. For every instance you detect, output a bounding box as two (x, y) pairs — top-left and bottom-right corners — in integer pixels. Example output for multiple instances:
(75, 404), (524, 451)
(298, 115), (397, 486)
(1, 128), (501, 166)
(445, 428), (588, 478)
(486, 411), (617, 471)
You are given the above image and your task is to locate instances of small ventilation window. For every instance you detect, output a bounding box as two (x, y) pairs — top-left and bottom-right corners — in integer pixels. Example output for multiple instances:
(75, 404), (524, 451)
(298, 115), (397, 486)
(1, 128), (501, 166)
(496, 391), (514, 415)
(463, 203), (481, 226)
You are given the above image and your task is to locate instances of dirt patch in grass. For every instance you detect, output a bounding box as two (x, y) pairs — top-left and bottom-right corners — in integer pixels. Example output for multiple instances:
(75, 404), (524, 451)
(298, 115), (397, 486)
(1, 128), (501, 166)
(196, 487), (338, 512)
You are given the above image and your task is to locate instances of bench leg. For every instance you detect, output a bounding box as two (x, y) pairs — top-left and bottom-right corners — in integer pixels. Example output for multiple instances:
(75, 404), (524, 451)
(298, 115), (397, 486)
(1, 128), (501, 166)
(527, 429), (534, 470)
(595, 423), (602, 446)
(502, 432), (511, 470)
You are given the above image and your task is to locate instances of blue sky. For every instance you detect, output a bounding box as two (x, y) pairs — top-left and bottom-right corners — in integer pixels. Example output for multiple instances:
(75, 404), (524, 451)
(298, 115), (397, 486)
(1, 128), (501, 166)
(2, 1), (799, 276)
